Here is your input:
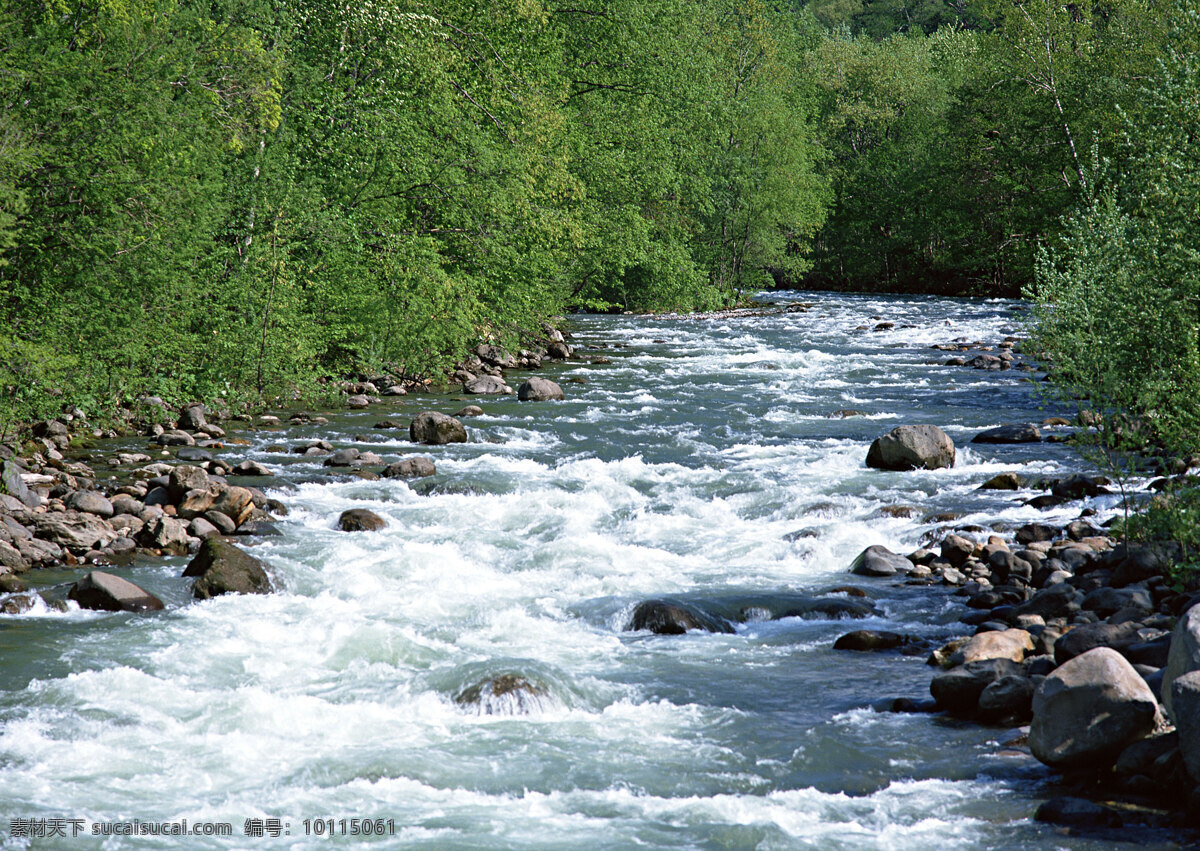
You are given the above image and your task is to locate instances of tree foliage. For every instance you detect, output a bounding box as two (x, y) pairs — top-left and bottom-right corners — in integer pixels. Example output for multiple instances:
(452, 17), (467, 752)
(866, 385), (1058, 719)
(0, 0), (828, 429)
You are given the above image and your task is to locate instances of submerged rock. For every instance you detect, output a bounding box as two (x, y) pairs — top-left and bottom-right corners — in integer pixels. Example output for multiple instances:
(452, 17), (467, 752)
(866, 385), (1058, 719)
(1034, 797), (1123, 829)
(455, 674), (550, 716)
(183, 538), (272, 599)
(834, 630), (905, 651)
(971, 423), (1042, 444)
(774, 597), (878, 620)
(68, 570), (164, 613)
(627, 600), (734, 635)
(381, 457), (436, 479)
(865, 425), (955, 471)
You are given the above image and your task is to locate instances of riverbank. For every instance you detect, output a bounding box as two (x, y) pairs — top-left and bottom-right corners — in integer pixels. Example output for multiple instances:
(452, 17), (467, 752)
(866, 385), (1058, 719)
(0, 292), (1193, 848)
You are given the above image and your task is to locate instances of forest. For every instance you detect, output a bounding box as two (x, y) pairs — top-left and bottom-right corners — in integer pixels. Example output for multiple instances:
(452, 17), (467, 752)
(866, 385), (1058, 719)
(0, 0), (1196, 442)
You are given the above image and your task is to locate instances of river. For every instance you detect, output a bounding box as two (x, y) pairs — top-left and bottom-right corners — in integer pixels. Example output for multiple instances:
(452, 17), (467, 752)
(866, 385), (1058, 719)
(0, 292), (1177, 848)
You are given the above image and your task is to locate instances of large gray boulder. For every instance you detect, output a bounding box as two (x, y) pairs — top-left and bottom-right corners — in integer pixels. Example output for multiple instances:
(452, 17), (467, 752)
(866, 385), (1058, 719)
(29, 511), (116, 551)
(1163, 605), (1200, 722)
(930, 658), (1023, 714)
(0, 460), (39, 508)
(178, 404), (207, 431)
(167, 465), (210, 502)
(1029, 647), (1160, 771)
(183, 538), (272, 599)
(463, 376), (513, 395)
(410, 412), (468, 445)
(65, 490), (114, 518)
(381, 457), (436, 479)
(1170, 671), (1200, 782)
(68, 571), (164, 613)
(517, 377), (565, 402)
(849, 545), (910, 577)
(140, 515), (190, 555)
(865, 425), (955, 471)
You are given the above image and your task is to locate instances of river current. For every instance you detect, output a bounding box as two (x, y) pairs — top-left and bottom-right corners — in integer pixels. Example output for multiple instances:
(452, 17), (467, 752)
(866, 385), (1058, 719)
(0, 292), (1175, 848)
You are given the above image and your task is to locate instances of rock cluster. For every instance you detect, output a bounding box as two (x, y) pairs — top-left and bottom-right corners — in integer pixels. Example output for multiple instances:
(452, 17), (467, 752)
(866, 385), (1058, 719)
(841, 512), (1200, 819)
(453, 325), (574, 396)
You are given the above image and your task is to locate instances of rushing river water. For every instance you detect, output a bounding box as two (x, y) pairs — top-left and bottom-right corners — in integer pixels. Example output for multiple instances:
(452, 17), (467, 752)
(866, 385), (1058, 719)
(0, 292), (1180, 849)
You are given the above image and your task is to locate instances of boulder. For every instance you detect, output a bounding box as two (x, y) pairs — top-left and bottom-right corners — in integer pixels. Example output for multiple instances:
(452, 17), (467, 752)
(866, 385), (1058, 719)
(939, 534), (975, 567)
(324, 448), (360, 467)
(930, 658), (1023, 714)
(978, 674), (1036, 721)
(337, 508), (386, 532)
(167, 465), (210, 503)
(865, 425), (955, 471)
(65, 490), (114, 518)
(346, 394), (370, 409)
(475, 344), (517, 368)
(1029, 648), (1160, 771)
(187, 517), (220, 539)
(176, 485), (221, 519)
(178, 404), (207, 431)
(157, 430), (195, 446)
(68, 571), (164, 613)
(979, 472), (1022, 490)
(202, 510), (238, 535)
(1052, 474), (1110, 499)
(381, 458), (436, 479)
(971, 423), (1042, 444)
(1168, 671), (1200, 782)
(110, 494), (142, 517)
(1081, 586), (1152, 618)
(774, 597), (878, 620)
(517, 378), (565, 402)
(30, 511), (116, 551)
(0, 460), (39, 508)
(1162, 605), (1200, 722)
(463, 376), (513, 395)
(454, 405), (484, 417)
(1034, 798), (1122, 830)
(947, 629), (1034, 667)
(141, 515), (190, 555)
(183, 537), (272, 599)
(833, 630), (905, 651)
(0, 540), (28, 573)
(410, 412), (468, 445)
(1054, 621), (1141, 665)
(455, 674), (549, 716)
(627, 600), (734, 635)
(849, 545), (910, 577)
(211, 486), (255, 526)
(232, 460), (273, 477)
(1014, 583), (1082, 620)
(176, 446), (213, 463)
(1015, 522), (1057, 545)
